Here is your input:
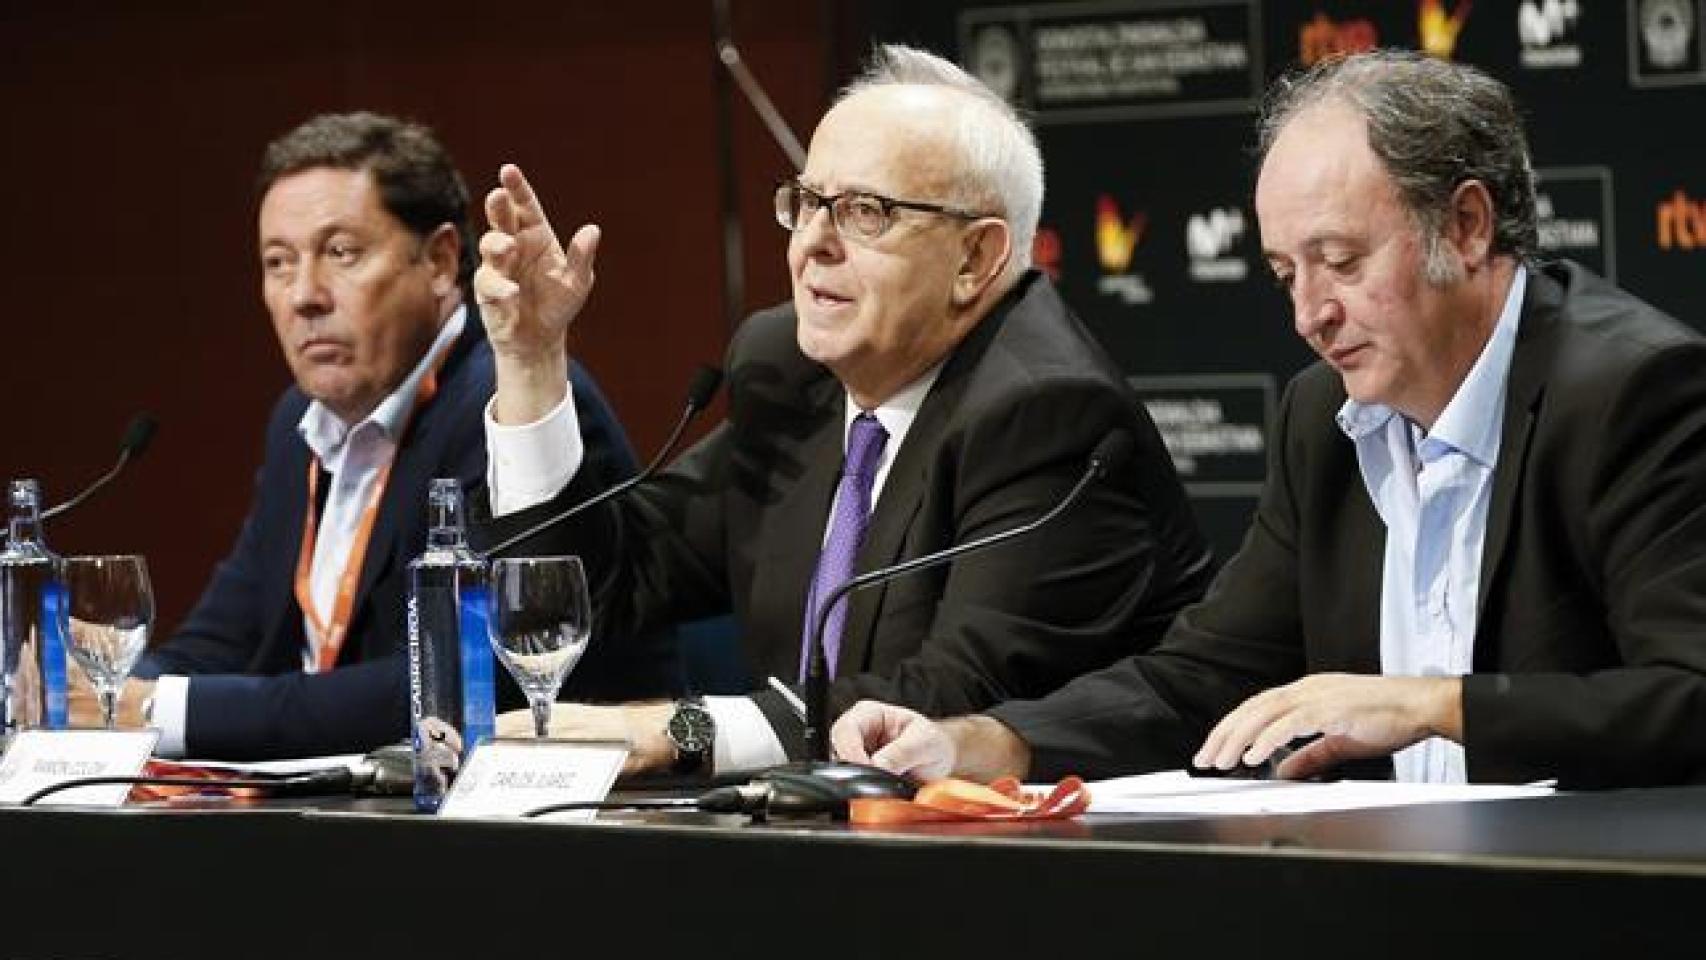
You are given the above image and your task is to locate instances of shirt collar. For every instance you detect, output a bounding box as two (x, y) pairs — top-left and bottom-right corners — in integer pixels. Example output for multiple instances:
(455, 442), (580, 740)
(1335, 266), (1527, 468)
(297, 304), (466, 462)
(842, 361), (943, 450)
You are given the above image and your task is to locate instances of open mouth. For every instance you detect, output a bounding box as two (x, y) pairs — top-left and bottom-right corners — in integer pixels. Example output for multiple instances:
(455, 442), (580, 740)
(806, 284), (852, 309)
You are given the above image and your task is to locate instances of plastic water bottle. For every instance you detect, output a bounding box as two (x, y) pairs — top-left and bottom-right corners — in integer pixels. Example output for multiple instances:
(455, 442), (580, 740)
(0, 479), (68, 735)
(406, 478), (494, 812)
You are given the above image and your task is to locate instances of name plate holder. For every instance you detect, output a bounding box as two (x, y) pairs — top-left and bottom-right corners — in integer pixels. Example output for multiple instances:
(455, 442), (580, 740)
(438, 738), (629, 821)
(0, 729), (159, 807)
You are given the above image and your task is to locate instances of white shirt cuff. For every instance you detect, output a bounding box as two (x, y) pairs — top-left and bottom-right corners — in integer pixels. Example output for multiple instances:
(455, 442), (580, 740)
(152, 674), (191, 758)
(484, 388), (585, 517)
(705, 695), (788, 776)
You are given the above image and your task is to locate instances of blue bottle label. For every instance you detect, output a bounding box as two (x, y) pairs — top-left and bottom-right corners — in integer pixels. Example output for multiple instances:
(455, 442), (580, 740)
(39, 579), (68, 729)
(458, 582), (495, 750)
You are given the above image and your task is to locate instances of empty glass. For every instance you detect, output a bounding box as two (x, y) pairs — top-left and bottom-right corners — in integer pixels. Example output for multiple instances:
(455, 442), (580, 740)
(62, 555), (154, 729)
(486, 556), (591, 739)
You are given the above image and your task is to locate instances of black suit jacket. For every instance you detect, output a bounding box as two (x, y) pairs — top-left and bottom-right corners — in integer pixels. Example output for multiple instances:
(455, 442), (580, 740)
(474, 271), (1213, 755)
(994, 261), (1706, 788)
(139, 304), (677, 759)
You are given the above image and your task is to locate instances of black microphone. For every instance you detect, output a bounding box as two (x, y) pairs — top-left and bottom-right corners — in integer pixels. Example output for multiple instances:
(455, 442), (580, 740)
(802, 430), (1137, 761)
(479, 365), (723, 559)
(16, 743), (413, 806)
(42, 413), (158, 521)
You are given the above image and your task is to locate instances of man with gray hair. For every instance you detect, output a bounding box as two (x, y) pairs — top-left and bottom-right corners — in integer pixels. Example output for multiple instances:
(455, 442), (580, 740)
(470, 44), (1213, 777)
(835, 49), (1706, 789)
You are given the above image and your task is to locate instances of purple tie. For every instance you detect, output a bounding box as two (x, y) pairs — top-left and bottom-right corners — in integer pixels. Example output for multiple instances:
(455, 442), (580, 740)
(800, 412), (889, 682)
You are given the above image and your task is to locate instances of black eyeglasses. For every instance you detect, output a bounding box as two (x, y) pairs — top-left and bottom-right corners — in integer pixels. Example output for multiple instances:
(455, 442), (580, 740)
(773, 179), (993, 242)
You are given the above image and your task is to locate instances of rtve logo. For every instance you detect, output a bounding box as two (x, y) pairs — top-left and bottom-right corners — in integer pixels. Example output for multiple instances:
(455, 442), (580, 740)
(1657, 190), (1706, 250)
(1299, 12), (1378, 66)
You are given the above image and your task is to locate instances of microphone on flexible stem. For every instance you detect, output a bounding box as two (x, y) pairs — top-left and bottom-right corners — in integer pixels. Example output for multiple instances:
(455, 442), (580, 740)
(478, 365), (724, 560)
(17, 744), (416, 806)
(41, 413), (158, 521)
(801, 430), (1137, 763)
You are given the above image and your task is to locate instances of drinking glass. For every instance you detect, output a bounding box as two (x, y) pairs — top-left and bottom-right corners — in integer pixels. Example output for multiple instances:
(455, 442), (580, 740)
(486, 556), (591, 739)
(62, 555), (154, 729)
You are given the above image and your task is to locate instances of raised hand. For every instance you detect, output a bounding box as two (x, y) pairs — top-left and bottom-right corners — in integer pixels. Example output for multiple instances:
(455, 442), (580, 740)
(475, 163), (601, 423)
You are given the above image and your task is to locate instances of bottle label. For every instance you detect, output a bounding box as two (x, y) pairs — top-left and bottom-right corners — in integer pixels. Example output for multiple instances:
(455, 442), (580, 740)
(459, 582), (495, 749)
(40, 579), (68, 729)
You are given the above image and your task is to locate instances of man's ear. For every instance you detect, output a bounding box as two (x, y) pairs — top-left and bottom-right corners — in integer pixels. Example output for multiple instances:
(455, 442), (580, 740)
(424, 223), (461, 297)
(1446, 179), (1497, 271)
(951, 218), (1013, 306)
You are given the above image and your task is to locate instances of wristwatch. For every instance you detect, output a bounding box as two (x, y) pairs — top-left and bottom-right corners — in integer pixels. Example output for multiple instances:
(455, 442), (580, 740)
(665, 697), (715, 774)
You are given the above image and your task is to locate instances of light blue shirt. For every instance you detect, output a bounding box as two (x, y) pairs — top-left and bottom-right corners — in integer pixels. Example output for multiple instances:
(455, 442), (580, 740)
(1334, 267), (1527, 783)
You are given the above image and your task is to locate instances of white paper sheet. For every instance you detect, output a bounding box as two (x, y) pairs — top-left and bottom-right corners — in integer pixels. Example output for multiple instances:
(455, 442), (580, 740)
(174, 754), (365, 776)
(1080, 770), (1554, 815)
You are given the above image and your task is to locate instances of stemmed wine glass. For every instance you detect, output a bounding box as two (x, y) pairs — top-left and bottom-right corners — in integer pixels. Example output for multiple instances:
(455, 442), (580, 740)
(62, 555), (154, 729)
(486, 556), (592, 739)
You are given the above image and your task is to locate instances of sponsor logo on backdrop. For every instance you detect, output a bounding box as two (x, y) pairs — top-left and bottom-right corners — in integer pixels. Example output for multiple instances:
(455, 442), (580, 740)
(1657, 189), (1706, 249)
(1534, 167), (1616, 279)
(1127, 375), (1274, 495)
(1095, 196), (1153, 304)
(1519, 0), (1583, 68)
(1299, 12), (1379, 66)
(959, 1), (1263, 122)
(1419, 0), (1475, 59)
(1032, 226), (1063, 281)
(1642, 0), (1695, 66)
(1631, 0), (1705, 85)
(1538, 194), (1598, 248)
(969, 24), (1023, 101)
(1186, 208), (1248, 283)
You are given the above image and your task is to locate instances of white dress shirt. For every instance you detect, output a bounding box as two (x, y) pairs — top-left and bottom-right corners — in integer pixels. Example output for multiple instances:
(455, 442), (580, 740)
(1334, 268), (1526, 783)
(152, 307), (466, 758)
(485, 363), (943, 775)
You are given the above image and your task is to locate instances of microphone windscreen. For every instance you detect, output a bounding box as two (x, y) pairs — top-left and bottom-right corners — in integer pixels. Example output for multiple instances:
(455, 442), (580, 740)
(121, 413), (159, 459)
(686, 366), (725, 410)
(355, 743), (416, 795)
(1090, 430), (1135, 477)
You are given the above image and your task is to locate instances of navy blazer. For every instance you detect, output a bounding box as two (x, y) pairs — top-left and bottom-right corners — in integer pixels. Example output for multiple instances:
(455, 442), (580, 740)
(140, 304), (679, 759)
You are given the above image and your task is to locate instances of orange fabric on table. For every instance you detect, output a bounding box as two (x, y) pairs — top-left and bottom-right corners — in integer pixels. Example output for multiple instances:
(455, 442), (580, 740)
(848, 776), (1089, 825)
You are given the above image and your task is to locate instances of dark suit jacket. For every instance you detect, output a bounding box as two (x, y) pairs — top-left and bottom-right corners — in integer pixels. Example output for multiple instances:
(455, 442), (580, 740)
(139, 304), (677, 759)
(994, 261), (1706, 788)
(473, 271), (1214, 755)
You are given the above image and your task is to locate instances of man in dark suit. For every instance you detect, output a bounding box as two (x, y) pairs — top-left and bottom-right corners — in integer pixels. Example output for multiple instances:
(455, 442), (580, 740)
(67, 112), (674, 759)
(834, 50), (1706, 789)
(470, 45), (1213, 777)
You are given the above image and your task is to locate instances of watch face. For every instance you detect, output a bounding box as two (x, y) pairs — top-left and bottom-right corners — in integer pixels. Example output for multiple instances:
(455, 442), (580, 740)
(669, 705), (714, 754)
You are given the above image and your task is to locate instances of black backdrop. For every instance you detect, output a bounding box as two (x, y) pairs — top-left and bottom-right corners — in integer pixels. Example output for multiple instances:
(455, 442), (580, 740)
(858, 0), (1706, 555)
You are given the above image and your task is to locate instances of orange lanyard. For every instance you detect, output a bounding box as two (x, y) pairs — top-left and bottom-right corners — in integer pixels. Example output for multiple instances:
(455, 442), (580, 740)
(292, 361), (443, 673)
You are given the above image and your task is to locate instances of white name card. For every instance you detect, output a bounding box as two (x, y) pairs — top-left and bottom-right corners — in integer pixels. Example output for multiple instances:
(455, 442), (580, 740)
(438, 738), (628, 821)
(0, 729), (159, 807)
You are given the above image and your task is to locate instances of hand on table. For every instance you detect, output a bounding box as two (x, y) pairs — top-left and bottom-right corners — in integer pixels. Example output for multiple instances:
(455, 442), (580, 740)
(1193, 673), (1463, 780)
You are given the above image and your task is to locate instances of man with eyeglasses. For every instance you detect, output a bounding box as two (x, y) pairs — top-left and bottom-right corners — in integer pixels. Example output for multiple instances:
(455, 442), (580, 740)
(469, 45), (1213, 778)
